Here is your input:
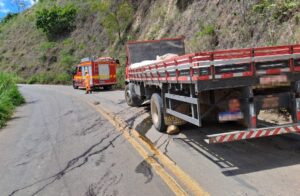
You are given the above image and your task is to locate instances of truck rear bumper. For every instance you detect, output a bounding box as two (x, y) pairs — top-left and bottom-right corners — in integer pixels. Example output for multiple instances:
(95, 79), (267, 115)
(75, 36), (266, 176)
(205, 123), (300, 144)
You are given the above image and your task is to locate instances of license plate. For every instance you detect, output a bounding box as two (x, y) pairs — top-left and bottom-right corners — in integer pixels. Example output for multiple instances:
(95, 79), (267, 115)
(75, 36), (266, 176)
(218, 111), (243, 122)
(260, 75), (287, 85)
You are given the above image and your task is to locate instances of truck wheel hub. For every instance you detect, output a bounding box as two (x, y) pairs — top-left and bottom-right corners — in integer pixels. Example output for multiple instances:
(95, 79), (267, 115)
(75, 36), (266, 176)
(151, 102), (159, 125)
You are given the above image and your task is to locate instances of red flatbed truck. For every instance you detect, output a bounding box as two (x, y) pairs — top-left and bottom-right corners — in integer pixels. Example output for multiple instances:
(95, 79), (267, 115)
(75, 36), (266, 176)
(73, 57), (118, 90)
(124, 37), (300, 144)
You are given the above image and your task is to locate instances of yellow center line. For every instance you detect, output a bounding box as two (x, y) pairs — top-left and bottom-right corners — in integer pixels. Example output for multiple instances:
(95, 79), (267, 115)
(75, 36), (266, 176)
(94, 105), (208, 196)
(84, 100), (187, 196)
(61, 90), (208, 196)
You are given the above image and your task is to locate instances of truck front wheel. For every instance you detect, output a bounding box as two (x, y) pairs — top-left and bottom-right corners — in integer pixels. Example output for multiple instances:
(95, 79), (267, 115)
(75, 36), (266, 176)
(73, 81), (78, 89)
(125, 83), (143, 107)
(151, 93), (166, 132)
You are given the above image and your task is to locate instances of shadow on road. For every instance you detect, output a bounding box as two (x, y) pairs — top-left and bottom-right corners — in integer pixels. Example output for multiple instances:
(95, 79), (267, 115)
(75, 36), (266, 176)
(176, 123), (300, 176)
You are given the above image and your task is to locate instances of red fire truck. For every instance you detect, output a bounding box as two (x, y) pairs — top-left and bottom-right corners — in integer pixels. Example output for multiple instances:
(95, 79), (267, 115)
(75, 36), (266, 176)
(73, 57), (119, 90)
(125, 37), (300, 144)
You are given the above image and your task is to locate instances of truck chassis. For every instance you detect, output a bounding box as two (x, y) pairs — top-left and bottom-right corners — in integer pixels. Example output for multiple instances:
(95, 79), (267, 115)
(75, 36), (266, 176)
(125, 37), (300, 144)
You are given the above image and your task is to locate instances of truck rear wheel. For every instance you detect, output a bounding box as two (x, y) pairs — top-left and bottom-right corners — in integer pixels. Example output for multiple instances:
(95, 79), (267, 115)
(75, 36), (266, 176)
(125, 83), (143, 107)
(151, 93), (166, 132)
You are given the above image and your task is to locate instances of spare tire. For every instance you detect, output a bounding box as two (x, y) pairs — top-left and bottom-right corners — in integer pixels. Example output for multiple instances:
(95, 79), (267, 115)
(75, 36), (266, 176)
(151, 93), (166, 132)
(125, 83), (143, 107)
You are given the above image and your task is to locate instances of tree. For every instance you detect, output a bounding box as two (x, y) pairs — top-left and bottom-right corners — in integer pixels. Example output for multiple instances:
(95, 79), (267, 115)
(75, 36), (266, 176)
(35, 5), (77, 39)
(97, 0), (133, 43)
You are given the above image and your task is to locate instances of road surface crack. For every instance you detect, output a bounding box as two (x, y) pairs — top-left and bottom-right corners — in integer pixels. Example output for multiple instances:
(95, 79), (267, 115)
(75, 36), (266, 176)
(9, 132), (122, 196)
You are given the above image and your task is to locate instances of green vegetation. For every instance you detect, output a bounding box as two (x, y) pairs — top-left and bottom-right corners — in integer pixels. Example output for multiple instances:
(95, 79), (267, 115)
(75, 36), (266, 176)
(36, 4), (77, 39)
(95, 0), (133, 42)
(1, 13), (18, 24)
(40, 41), (56, 51)
(116, 66), (125, 89)
(0, 73), (25, 128)
(0, 0), (299, 88)
(27, 72), (72, 84)
(252, 0), (300, 22)
(197, 24), (215, 37)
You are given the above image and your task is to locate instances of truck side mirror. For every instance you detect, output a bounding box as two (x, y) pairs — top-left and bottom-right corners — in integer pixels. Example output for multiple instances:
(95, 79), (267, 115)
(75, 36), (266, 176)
(72, 70), (77, 75)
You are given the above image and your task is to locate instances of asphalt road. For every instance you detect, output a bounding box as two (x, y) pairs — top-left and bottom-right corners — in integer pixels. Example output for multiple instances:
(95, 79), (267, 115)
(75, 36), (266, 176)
(1, 85), (300, 196)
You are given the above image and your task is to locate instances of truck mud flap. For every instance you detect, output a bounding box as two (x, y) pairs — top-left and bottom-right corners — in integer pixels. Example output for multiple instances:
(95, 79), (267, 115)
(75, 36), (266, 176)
(205, 124), (300, 144)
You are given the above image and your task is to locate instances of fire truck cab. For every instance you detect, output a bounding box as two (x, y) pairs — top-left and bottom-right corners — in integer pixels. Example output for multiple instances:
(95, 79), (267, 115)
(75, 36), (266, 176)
(73, 57), (118, 90)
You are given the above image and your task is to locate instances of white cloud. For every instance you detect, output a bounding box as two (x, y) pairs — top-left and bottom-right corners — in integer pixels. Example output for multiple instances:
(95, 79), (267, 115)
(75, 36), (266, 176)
(0, 8), (10, 14)
(26, 0), (38, 6)
(0, 1), (10, 14)
(0, 0), (38, 15)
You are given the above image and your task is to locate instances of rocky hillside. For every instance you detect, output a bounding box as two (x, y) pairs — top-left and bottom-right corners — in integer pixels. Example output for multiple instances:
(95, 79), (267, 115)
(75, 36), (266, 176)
(0, 0), (299, 85)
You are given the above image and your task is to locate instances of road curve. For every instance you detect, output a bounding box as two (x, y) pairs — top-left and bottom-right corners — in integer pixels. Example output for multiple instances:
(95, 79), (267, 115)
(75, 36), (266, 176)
(1, 85), (300, 196)
(0, 85), (173, 196)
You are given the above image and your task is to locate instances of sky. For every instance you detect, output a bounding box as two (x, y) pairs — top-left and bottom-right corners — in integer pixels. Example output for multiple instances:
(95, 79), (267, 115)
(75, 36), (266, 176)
(0, 0), (37, 19)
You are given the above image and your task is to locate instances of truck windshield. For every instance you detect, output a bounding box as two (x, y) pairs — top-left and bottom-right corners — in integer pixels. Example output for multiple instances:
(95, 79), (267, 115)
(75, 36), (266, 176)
(127, 39), (185, 64)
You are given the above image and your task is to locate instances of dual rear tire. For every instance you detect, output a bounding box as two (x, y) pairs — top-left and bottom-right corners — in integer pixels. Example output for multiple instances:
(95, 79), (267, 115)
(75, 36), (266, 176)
(125, 83), (167, 132)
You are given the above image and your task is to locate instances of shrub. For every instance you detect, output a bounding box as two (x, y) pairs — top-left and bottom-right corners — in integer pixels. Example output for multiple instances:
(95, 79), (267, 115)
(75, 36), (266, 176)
(0, 73), (24, 128)
(27, 72), (71, 85)
(252, 0), (272, 13)
(272, 1), (299, 22)
(60, 50), (77, 69)
(96, 0), (133, 42)
(36, 5), (77, 38)
(252, 0), (300, 22)
(40, 41), (56, 51)
(197, 24), (215, 37)
(53, 73), (71, 84)
(116, 66), (125, 89)
(1, 13), (18, 24)
(295, 15), (300, 25)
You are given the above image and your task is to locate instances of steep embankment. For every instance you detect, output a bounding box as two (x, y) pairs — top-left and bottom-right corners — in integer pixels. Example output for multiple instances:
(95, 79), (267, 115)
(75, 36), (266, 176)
(0, 0), (299, 85)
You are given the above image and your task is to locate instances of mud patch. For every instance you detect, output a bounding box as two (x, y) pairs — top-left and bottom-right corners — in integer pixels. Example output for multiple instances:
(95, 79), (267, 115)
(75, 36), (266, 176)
(135, 159), (153, 183)
(85, 163), (122, 196)
(76, 119), (104, 136)
(135, 116), (152, 136)
(95, 153), (105, 166)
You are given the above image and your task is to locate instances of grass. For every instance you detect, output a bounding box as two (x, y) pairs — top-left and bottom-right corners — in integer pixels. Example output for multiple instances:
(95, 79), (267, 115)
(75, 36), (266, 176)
(27, 72), (72, 85)
(197, 24), (215, 37)
(0, 73), (25, 128)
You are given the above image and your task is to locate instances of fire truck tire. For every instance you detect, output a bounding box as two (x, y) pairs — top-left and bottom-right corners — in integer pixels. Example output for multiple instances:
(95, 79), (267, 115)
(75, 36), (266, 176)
(104, 85), (112, 90)
(125, 83), (143, 107)
(151, 93), (166, 132)
(73, 81), (78, 89)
